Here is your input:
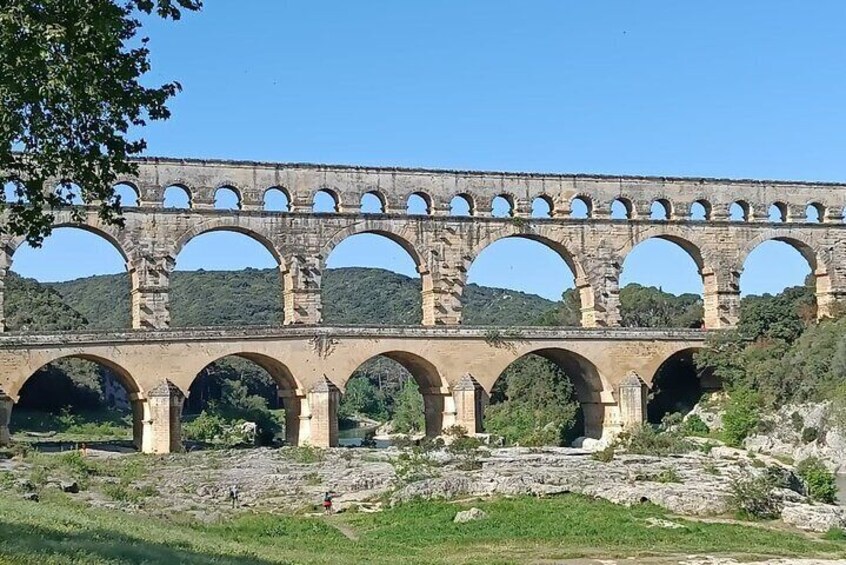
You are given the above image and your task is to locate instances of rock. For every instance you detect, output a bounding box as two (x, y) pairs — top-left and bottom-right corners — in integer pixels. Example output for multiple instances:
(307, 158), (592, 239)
(22, 492), (38, 502)
(59, 480), (79, 493)
(781, 502), (846, 533)
(645, 517), (685, 529)
(14, 478), (34, 492)
(454, 507), (487, 523)
(571, 436), (608, 450)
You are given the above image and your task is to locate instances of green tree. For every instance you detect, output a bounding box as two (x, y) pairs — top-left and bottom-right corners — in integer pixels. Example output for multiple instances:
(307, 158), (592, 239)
(0, 0), (200, 245)
(485, 355), (579, 446)
(619, 284), (703, 328)
(338, 374), (388, 422)
(391, 379), (425, 434)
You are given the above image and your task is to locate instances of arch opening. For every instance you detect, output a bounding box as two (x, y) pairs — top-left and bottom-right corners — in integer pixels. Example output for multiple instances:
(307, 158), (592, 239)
(8, 226), (131, 330)
(264, 188), (290, 212)
(172, 230), (282, 327)
(449, 194), (474, 217)
(214, 187), (241, 211)
(619, 237), (704, 328)
(611, 198), (633, 220)
(491, 195), (514, 218)
(360, 192), (385, 214)
(690, 200), (710, 221)
(768, 202), (787, 223)
(323, 232), (425, 325)
(54, 181), (84, 206)
(484, 349), (606, 443)
(650, 199), (671, 221)
(113, 183), (139, 207)
(531, 196), (552, 218)
(185, 353), (296, 447)
(647, 348), (719, 425)
(163, 185), (191, 209)
(805, 203), (823, 224)
(464, 236), (582, 326)
(313, 189), (339, 213)
(407, 193), (431, 215)
(740, 239), (816, 306)
(11, 354), (140, 450)
(570, 196), (591, 219)
(339, 351), (443, 445)
(729, 201), (749, 222)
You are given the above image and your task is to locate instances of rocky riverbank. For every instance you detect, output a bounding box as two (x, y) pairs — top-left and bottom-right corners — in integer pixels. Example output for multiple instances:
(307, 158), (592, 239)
(2, 442), (843, 534)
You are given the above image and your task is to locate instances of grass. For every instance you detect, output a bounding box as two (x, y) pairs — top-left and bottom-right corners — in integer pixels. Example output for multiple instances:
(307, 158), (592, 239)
(0, 492), (843, 564)
(10, 409), (132, 443)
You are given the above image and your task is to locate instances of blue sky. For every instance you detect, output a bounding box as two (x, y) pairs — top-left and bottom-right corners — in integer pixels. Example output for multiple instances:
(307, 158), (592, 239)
(13, 1), (843, 301)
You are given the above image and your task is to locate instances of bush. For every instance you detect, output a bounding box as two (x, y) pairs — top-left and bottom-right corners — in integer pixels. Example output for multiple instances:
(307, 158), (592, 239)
(795, 457), (837, 504)
(444, 426), (484, 471)
(729, 473), (782, 520)
(801, 426), (819, 444)
(681, 414), (710, 436)
(620, 425), (693, 456)
(591, 445), (615, 463)
(790, 411), (804, 433)
(722, 388), (760, 447)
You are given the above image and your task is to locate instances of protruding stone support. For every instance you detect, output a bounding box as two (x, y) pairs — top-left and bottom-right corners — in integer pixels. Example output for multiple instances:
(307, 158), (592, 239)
(129, 255), (174, 329)
(618, 371), (647, 430)
(303, 377), (340, 448)
(0, 389), (12, 446)
(420, 388), (448, 438)
(143, 380), (184, 454)
(450, 374), (483, 434)
(130, 395), (145, 451)
(282, 257), (322, 325)
(278, 389), (305, 446)
(589, 267), (622, 327)
(702, 268), (739, 329)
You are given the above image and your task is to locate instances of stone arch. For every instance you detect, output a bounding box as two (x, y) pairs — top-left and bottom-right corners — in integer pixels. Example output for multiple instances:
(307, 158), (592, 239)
(171, 222), (283, 266)
(805, 201), (825, 223)
(738, 231), (832, 316)
(570, 194), (593, 218)
(263, 186), (291, 211)
(729, 200), (750, 221)
(490, 193), (515, 218)
(531, 195), (554, 218)
(769, 201), (788, 222)
(113, 182), (140, 207)
(646, 346), (719, 423)
(6, 353), (140, 401)
(407, 192), (432, 215)
(163, 184), (193, 208)
(320, 224), (434, 324)
(7, 220), (133, 265)
(450, 193), (475, 216)
(690, 199), (711, 221)
(214, 186), (242, 210)
(482, 347), (610, 439)
(467, 229), (596, 326)
(340, 350), (446, 437)
(313, 188), (341, 213)
(650, 198), (672, 220)
(360, 190), (387, 214)
(611, 197), (634, 219)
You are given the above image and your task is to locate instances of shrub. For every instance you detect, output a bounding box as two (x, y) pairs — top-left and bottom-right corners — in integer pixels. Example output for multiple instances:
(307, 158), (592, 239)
(288, 445), (325, 464)
(790, 411), (804, 433)
(681, 414), (710, 436)
(722, 388), (760, 447)
(795, 457), (837, 504)
(729, 474), (782, 520)
(620, 425), (693, 456)
(444, 426), (484, 471)
(800, 426), (819, 444)
(591, 445), (615, 463)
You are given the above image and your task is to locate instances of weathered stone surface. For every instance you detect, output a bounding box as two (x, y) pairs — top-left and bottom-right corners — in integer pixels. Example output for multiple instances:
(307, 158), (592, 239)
(781, 502), (846, 533)
(453, 507), (487, 523)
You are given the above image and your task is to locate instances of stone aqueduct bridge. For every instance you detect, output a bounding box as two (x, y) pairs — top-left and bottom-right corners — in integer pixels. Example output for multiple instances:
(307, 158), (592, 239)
(0, 157), (843, 452)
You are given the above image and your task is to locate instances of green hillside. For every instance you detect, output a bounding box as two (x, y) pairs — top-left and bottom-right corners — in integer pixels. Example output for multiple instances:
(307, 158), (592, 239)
(46, 267), (558, 329)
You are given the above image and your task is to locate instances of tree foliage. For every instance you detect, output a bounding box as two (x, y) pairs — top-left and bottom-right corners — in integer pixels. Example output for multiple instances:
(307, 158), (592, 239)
(0, 0), (200, 245)
(484, 355), (580, 446)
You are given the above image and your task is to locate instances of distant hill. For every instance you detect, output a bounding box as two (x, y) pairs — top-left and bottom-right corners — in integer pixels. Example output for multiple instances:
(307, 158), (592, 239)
(37, 267), (557, 330)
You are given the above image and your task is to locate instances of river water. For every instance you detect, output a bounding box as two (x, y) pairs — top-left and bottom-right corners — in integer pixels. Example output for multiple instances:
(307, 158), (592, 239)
(338, 426), (391, 448)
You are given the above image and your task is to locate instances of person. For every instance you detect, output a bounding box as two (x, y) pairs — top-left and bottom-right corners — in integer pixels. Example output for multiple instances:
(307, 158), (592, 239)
(228, 484), (239, 508)
(322, 491), (335, 514)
